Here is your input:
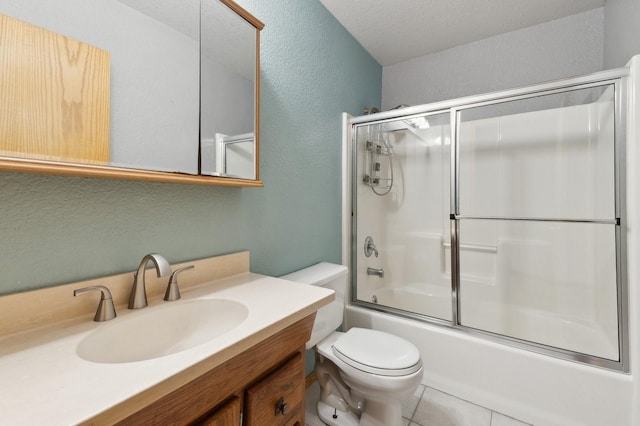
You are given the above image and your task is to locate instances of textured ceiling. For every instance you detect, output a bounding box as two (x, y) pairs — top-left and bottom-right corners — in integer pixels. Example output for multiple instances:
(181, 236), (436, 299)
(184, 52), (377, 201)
(319, 0), (606, 66)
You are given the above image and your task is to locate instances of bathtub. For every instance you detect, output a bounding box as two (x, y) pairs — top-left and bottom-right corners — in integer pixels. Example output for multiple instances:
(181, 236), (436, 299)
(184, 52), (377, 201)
(372, 284), (451, 321)
(345, 303), (634, 426)
(370, 285), (618, 361)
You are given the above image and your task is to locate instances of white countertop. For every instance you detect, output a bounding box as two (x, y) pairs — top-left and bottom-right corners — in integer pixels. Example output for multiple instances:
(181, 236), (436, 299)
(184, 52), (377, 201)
(0, 272), (333, 425)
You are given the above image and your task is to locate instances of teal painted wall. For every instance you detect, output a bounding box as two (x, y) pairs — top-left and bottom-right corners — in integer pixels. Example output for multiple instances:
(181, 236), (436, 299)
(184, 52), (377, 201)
(0, 0), (381, 294)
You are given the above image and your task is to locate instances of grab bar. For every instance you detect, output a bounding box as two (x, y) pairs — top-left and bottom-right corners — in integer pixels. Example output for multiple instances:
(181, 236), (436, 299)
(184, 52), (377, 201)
(442, 242), (497, 254)
(453, 215), (619, 225)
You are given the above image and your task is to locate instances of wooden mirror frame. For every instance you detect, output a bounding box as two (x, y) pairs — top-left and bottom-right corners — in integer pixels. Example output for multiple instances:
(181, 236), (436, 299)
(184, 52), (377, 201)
(0, 0), (264, 188)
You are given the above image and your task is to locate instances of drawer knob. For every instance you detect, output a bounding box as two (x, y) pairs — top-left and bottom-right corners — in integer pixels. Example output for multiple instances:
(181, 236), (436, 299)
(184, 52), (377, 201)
(275, 397), (289, 416)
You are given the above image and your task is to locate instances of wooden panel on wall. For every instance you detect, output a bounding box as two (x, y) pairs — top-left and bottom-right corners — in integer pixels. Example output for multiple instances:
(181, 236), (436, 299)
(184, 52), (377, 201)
(0, 13), (110, 164)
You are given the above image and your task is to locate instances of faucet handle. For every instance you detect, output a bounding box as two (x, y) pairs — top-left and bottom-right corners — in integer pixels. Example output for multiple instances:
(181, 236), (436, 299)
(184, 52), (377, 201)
(164, 265), (195, 301)
(364, 236), (379, 258)
(73, 285), (117, 322)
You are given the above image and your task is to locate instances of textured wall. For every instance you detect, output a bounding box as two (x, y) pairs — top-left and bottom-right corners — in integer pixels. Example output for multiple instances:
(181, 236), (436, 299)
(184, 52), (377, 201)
(604, 0), (640, 68)
(382, 9), (604, 109)
(0, 0), (381, 294)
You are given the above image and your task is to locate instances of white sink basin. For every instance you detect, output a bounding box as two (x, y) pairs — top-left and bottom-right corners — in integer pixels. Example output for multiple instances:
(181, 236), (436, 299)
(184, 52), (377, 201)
(77, 299), (248, 363)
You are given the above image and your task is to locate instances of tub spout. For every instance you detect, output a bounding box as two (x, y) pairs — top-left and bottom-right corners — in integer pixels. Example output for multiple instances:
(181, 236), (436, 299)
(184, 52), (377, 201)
(367, 267), (384, 278)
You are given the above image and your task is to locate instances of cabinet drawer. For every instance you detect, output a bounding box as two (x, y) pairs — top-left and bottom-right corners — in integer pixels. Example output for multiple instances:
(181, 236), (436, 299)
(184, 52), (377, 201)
(197, 397), (241, 426)
(244, 353), (304, 426)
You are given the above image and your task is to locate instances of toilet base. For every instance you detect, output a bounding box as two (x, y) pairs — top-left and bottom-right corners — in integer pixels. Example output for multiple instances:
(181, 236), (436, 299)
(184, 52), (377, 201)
(317, 400), (359, 426)
(318, 398), (405, 426)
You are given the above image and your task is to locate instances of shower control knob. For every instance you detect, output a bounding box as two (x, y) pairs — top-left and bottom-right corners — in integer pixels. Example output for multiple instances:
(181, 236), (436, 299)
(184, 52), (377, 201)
(275, 397), (289, 415)
(364, 236), (379, 258)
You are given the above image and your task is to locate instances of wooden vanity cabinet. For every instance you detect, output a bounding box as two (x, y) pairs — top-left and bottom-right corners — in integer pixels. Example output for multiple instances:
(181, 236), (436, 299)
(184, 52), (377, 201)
(244, 352), (304, 425)
(197, 397), (241, 425)
(115, 315), (314, 426)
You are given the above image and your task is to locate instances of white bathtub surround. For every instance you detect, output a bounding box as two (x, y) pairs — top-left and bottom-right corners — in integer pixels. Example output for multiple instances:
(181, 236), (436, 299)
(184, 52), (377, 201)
(355, 83), (619, 360)
(625, 54), (640, 426)
(373, 284), (451, 321)
(344, 56), (640, 425)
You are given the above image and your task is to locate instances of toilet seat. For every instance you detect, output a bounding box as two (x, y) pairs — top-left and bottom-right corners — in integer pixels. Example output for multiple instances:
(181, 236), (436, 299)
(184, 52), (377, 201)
(331, 328), (422, 377)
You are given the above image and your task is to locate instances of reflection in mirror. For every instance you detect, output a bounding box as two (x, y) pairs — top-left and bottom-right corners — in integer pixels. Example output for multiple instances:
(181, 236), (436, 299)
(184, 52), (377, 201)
(0, 0), (263, 186)
(214, 132), (255, 179)
(200, 0), (257, 179)
(114, 0), (200, 174)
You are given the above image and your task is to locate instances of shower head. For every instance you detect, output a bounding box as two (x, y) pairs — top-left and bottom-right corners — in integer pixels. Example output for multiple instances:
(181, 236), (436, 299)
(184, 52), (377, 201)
(384, 104), (430, 132)
(406, 116), (430, 129)
(383, 116), (430, 133)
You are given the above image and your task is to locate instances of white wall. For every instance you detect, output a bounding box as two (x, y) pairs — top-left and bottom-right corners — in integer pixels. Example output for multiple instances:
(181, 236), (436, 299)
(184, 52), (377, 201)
(604, 0), (640, 68)
(382, 8), (604, 109)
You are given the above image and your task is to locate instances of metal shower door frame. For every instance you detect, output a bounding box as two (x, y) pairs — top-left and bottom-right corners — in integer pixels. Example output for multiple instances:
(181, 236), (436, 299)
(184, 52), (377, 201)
(350, 67), (630, 372)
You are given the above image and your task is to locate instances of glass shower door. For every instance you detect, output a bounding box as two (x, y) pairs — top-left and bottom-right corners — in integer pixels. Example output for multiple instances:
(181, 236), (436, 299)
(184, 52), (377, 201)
(454, 85), (621, 360)
(354, 112), (452, 321)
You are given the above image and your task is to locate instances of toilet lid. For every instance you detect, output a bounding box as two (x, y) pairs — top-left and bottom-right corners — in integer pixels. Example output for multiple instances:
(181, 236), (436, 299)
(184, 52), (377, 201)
(332, 328), (422, 376)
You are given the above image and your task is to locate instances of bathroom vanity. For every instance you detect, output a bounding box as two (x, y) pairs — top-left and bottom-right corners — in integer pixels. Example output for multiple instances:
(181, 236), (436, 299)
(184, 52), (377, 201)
(117, 316), (310, 425)
(0, 252), (333, 425)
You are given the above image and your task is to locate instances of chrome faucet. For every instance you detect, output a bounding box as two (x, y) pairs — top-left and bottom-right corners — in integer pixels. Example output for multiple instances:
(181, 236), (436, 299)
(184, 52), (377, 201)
(128, 253), (172, 309)
(164, 265), (195, 302)
(367, 267), (384, 278)
(74, 285), (117, 322)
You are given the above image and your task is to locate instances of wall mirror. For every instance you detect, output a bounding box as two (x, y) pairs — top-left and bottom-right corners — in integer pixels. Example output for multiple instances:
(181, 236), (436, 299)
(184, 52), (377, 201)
(0, 0), (263, 186)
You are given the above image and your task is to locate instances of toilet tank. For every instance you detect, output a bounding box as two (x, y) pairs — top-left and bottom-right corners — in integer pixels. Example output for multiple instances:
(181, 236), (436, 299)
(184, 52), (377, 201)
(281, 262), (348, 349)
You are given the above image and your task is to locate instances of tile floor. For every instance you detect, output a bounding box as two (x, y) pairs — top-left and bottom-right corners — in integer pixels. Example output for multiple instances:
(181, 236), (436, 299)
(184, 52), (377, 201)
(305, 381), (532, 426)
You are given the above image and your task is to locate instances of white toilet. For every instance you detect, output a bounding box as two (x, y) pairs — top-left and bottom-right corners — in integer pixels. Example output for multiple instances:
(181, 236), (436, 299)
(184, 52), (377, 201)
(282, 262), (423, 426)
